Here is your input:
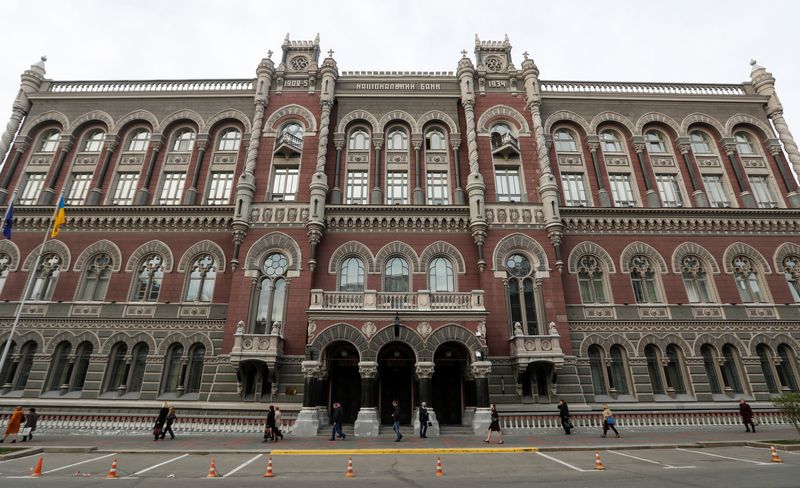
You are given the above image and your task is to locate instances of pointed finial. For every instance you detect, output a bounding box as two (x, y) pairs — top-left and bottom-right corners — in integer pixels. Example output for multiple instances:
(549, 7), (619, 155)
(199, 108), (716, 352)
(327, 49), (335, 58)
(315, 33), (320, 43)
(474, 34), (480, 43)
(523, 51), (529, 60)
(750, 59), (757, 66)
(267, 50), (273, 59)
(750, 58), (764, 72)
(284, 32), (290, 41)
(461, 49), (468, 58)
(504, 33), (510, 42)
(41, 55), (47, 62)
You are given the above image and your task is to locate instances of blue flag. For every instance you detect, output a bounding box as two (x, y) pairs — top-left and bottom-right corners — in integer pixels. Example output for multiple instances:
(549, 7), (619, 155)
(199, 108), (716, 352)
(1, 201), (12, 239)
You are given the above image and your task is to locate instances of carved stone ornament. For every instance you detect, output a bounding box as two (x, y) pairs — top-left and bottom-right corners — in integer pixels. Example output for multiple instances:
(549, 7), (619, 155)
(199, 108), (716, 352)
(235, 320), (245, 335)
(513, 322), (524, 336)
(271, 321), (282, 335)
(415, 361), (435, 379)
(301, 360), (322, 378)
(358, 361), (378, 378)
(307, 320), (317, 343)
(471, 361), (492, 378)
(417, 321), (432, 338)
(362, 321), (377, 339)
(477, 320), (487, 338)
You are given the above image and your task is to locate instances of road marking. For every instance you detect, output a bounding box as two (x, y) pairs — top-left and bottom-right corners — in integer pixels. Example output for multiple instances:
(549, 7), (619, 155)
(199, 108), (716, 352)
(536, 451), (597, 473)
(42, 452), (116, 474)
(122, 453), (189, 479)
(607, 449), (695, 469)
(271, 447), (539, 455)
(223, 453), (262, 478)
(676, 448), (773, 466)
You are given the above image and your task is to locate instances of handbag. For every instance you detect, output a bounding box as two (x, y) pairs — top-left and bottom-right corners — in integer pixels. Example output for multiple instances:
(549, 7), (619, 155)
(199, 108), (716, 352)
(428, 421), (433, 427)
(606, 415), (615, 425)
(152, 426), (162, 436)
(753, 417), (760, 426)
(566, 420), (574, 429)
(22, 427), (32, 436)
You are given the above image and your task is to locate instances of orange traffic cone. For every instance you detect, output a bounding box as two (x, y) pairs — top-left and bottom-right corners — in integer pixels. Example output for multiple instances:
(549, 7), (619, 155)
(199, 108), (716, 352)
(31, 456), (44, 478)
(263, 455), (274, 478)
(345, 456), (355, 478)
(106, 458), (119, 479)
(770, 446), (784, 463)
(207, 457), (220, 478)
(435, 456), (444, 477)
(594, 451), (606, 470)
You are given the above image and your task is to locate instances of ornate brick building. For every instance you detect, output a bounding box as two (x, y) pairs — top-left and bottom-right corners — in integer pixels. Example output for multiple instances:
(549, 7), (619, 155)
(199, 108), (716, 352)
(1, 34), (799, 435)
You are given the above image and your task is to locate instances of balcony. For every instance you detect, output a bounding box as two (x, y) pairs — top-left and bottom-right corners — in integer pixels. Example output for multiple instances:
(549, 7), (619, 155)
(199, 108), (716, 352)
(508, 323), (564, 365)
(491, 133), (520, 159)
(229, 324), (284, 368)
(274, 131), (303, 157)
(309, 290), (485, 312)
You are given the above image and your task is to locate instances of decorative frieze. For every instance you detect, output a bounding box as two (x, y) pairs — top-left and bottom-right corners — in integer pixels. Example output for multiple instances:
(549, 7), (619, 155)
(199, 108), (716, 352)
(691, 306), (724, 319)
(696, 157), (721, 168)
(425, 152), (448, 164)
(583, 307), (615, 319)
(557, 154), (583, 166)
(124, 305), (156, 317)
(20, 304), (47, 316)
(347, 151), (369, 163)
(485, 204), (543, 226)
(638, 306), (670, 319)
(28, 152), (52, 166)
(746, 306), (778, 319)
(117, 152), (144, 166)
(249, 203), (309, 226)
(740, 156), (767, 169)
(605, 155), (629, 167)
(71, 304), (101, 316)
(166, 153), (191, 165)
(179, 306), (210, 318)
(650, 156), (675, 167)
(212, 152), (237, 165)
(73, 152), (100, 166)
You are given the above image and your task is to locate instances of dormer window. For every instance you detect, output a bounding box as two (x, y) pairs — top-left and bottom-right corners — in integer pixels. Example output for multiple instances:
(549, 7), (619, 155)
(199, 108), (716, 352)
(127, 129), (150, 152)
(387, 128), (408, 150)
(600, 130), (623, 153)
(82, 130), (105, 152)
(39, 130), (60, 152)
(172, 129), (195, 152)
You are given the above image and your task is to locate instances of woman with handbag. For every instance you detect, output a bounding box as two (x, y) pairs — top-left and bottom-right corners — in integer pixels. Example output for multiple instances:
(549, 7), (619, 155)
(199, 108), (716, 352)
(153, 402), (169, 441)
(161, 406), (177, 440)
(558, 400), (572, 435)
(0, 406), (24, 443)
(484, 403), (504, 444)
(601, 403), (620, 438)
(21, 408), (38, 442)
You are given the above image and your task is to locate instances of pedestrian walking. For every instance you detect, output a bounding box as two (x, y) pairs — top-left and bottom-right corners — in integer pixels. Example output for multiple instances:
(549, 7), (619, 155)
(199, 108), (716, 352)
(739, 399), (756, 433)
(0, 406), (24, 443)
(161, 406), (176, 440)
(330, 402), (345, 441)
(601, 403), (620, 438)
(484, 403), (504, 444)
(153, 402), (168, 441)
(21, 407), (38, 442)
(558, 399), (572, 435)
(264, 405), (277, 442)
(419, 402), (429, 438)
(274, 406), (284, 440)
(392, 399), (403, 442)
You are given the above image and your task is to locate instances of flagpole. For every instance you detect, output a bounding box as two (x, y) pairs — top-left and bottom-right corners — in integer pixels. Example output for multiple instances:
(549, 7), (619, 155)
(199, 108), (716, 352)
(0, 190), (62, 384)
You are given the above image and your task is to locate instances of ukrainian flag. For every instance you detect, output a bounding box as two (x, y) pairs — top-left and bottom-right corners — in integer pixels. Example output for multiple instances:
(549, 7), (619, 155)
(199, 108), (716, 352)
(50, 195), (66, 238)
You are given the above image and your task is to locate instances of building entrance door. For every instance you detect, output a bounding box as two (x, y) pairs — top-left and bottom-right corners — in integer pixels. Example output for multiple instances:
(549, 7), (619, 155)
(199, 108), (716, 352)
(239, 360), (270, 401)
(527, 361), (555, 403)
(378, 342), (415, 424)
(325, 342), (361, 423)
(432, 342), (468, 425)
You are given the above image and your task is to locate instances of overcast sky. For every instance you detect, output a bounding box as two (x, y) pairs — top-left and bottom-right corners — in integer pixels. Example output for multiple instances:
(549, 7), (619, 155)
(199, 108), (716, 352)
(0, 0), (798, 158)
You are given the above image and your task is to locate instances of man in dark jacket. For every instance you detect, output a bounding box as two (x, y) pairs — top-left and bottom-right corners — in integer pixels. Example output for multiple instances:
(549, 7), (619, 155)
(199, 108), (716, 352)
(21, 408), (38, 442)
(739, 399), (756, 433)
(557, 400), (572, 435)
(330, 402), (346, 441)
(392, 400), (403, 442)
(419, 402), (429, 438)
(154, 402), (169, 441)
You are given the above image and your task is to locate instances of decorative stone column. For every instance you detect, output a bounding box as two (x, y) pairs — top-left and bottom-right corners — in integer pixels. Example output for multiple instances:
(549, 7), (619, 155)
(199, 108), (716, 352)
(633, 139), (661, 207)
(0, 140), (29, 205)
(87, 135), (119, 205)
(767, 141), (800, 207)
(412, 137), (424, 204)
(723, 140), (757, 208)
(183, 136), (208, 204)
(371, 137), (384, 204)
(470, 360), (492, 435)
(329, 135), (345, 204)
(354, 361), (379, 436)
(293, 360), (323, 436)
(586, 137), (611, 207)
(133, 139), (161, 205)
(677, 138), (710, 207)
(414, 361), (440, 437)
(38, 135), (74, 205)
(451, 138), (465, 205)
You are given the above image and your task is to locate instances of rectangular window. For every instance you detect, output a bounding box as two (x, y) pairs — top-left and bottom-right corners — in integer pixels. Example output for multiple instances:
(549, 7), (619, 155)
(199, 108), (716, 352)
(346, 170), (368, 204)
(19, 173), (46, 205)
(207, 171), (233, 205)
(749, 175), (778, 208)
(702, 175), (730, 208)
(386, 171), (408, 204)
(495, 167), (522, 202)
(426, 171), (449, 205)
(561, 173), (588, 206)
(66, 173), (92, 205)
(158, 172), (186, 205)
(655, 174), (684, 207)
(271, 167), (299, 201)
(111, 172), (139, 205)
(609, 173), (636, 207)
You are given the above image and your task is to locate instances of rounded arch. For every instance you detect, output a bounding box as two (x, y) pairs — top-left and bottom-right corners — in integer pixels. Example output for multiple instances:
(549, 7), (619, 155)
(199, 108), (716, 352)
(426, 324), (482, 362)
(328, 242), (375, 274)
(692, 333), (749, 357)
(184, 332), (215, 356)
(124, 240), (174, 272)
(636, 333), (692, 357)
(620, 241), (669, 273)
(0, 330), (44, 349)
(681, 113), (726, 138)
(377, 110), (419, 134)
(418, 110), (459, 135)
(111, 110), (159, 134)
(73, 239), (123, 272)
(0, 240), (20, 271)
(671, 242), (721, 274)
(336, 110), (379, 134)
(45, 330), (100, 354)
(567, 241), (616, 274)
(19, 111), (69, 137)
(724, 114), (773, 139)
(366, 325), (424, 362)
(722, 242), (771, 274)
(157, 333), (189, 356)
(66, 111), (114, 136)
(774, 243), (800, 273)
(100, 331), (157, 355)
(308, 323), (369, 360)
(419, 241), (466, 274)
(159, 109), (205, 133)
(205, 109), (252, 135)
(635, 112), (681, 136)
(492, 233), (549, 272)
(578, 333), (636, 358)
(243, 232), (302, 274)
(749, 333), (800, 356)
(477, 105), (530, 135)
(590, 111), (636, 136)
(264, 104), (317, 135)
(22, 239), (71, 271)
(177, 240), (226, 273)
(544, 110), (591, 135)
(375, 241), (420, 273)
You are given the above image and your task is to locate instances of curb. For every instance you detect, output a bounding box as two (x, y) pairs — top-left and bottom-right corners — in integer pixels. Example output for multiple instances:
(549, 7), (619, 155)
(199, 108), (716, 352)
(0, 447), (41, 461)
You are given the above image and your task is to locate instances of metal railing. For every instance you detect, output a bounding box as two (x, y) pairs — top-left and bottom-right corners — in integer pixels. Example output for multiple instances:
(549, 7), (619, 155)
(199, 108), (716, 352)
(275, 131), (304, 151)
(491, 133), (520, 152)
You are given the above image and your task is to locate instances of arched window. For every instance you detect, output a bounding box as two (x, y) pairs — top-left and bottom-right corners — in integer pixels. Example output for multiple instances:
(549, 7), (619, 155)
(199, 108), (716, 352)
(255, 253), (288, 334)
(425, 129), (446, 151)
(387, 128), (408, 150)
(491, 122), (512, 137)
(217, 128), (241, 151)
(645, 344), (664, 394)
(281, 122), (304, 141)
(105, 342), (128, 393)
(27, 253), (61, 301)
(71, 341), (93, 392)
(82, 129), (105, 152)
(782, 255), (800, 303)
(348, 128), (370, 150)
(127, 342), (149, 394)
(576, 255), (607, 304)
(757, 344), (779, 394)
(734, 131), (759, 155)
(384, 257), (410, 292)
(588, 345), (607, 395)
(665, 344), (687, 394)
(629, 255), (660, 303)
(608, 345), (630, 395)
(0, 341), (15, 386)
(645, 130), (669, 154)
(732, 255), (764, 303)
(10, 341), (37, 391)
(162, 343), (184, 394)
(720, 344), (744, 394)
(78, 253), (113, 301)
(127, 129), (150, 152)
(47, 341), (72, 392)
(185, 255), (216, 302)
(701, 344), (722, 394)
(0, 252), (11, 295)
(171, 129), (195, 152)
(428, 257), (454, 292)
(131, 254), (164, 302)
(600, 129), (623, 153)
(777, 344), (799, 391)
(39, 129), (60, 152)
(506, 253), (539, 335)
(339, 257), (365, 292)
(680, 255), (712, 303)
(185, 344), (205, 394)
(554, 129), (578, 152)
(690, 130), (714, 154)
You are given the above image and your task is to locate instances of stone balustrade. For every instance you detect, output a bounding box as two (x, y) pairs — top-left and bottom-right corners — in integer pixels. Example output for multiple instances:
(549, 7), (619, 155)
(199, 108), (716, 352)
(229, 332), (283, 367)
(541, 81), (747, 96)
(309, 290), (485, 312)
(509, 333), (565, 364)
(48, 79), (254, 93)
